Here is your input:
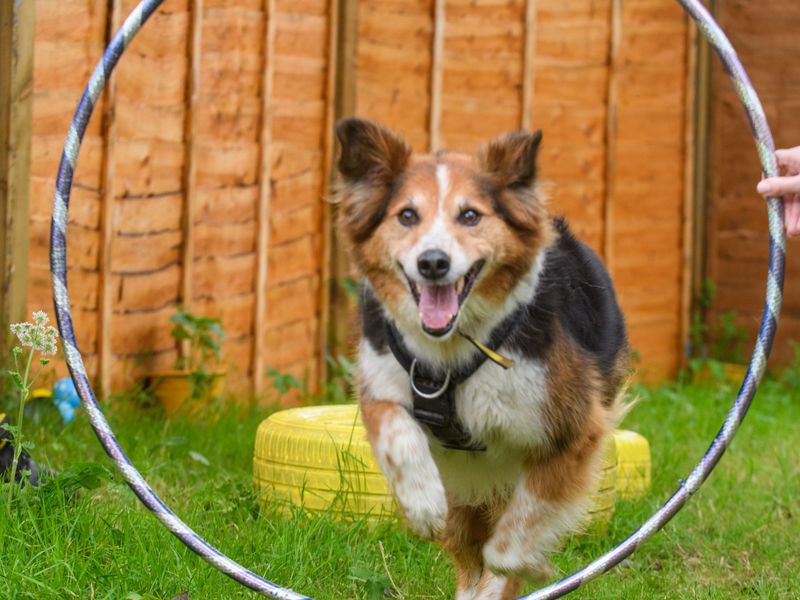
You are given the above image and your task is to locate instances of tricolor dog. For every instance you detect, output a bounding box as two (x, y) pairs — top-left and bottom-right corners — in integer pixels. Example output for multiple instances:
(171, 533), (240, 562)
(334, 117), (629, 600)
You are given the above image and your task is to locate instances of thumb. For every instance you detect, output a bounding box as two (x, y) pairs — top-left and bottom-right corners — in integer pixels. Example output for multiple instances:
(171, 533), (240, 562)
(757, 174), (800, 197)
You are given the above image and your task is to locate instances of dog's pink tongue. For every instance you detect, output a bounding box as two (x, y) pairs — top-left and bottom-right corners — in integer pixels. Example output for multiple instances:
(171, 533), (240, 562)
(418, 284), (458, 330)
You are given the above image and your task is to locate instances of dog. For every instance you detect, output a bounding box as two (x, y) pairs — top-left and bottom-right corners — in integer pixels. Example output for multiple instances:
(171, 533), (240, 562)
(334, 117), (629, 600)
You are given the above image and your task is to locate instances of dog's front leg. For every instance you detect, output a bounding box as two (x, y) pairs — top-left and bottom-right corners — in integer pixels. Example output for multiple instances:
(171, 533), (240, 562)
(361, 399), (447, 540)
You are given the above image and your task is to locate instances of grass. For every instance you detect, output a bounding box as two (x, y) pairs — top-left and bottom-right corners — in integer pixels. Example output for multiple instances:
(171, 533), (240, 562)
(1, 373), (798, 600)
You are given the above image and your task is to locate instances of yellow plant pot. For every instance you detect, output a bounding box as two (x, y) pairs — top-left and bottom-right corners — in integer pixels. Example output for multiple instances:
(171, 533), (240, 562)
(147, 370), (225, 416)
(253, 405), (646, 530)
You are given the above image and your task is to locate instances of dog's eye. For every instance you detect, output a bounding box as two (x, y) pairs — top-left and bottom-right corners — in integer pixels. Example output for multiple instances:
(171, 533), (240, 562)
(458, 209), (481, 226)
(398, 208), (419, 227)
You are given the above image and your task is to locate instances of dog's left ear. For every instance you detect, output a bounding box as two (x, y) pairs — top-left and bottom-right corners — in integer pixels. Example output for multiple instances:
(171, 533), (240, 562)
(336, 117), (411, 184)
(477, 130), (543, 189)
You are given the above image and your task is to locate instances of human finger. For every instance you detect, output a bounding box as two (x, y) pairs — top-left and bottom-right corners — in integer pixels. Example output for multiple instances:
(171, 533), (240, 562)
(756, 173), (800, 197)
(786, 195), (800, 238)
(774, 147), (800, 171)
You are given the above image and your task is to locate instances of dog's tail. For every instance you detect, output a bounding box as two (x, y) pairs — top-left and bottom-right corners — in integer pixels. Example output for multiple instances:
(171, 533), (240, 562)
(606, 375), (637, 431)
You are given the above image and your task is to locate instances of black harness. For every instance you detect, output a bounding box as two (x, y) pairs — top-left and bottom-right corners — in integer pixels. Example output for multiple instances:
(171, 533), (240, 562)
(384, 308), (522, 451)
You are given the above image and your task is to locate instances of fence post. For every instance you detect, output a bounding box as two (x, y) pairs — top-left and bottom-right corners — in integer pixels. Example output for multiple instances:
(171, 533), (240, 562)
(253, 0), (276, 397)
(0, 0), (35, 357)
(326, 0), (359, 363)
(97, 0), (122, 397)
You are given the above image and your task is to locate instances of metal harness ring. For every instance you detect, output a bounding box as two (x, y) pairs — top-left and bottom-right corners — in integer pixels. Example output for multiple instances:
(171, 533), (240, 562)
(409, 358), (452, 399)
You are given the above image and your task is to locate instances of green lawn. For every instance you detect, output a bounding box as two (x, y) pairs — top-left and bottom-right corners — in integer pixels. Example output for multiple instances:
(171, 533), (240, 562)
(1, 374), (798, 599)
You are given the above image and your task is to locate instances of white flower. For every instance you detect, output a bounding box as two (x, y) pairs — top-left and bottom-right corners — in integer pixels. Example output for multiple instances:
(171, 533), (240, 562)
(10, 311), (59, 356)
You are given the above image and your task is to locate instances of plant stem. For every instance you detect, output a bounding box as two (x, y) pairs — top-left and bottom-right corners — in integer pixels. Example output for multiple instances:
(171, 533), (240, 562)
(28, 363), (48, 389)
(188, 333), (195, 372)
(7, 348), (35, 503)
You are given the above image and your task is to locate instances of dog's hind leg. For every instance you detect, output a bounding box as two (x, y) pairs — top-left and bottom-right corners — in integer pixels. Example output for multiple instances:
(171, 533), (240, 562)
(442, 504), (492, 600)
(360, 399), (447, 540)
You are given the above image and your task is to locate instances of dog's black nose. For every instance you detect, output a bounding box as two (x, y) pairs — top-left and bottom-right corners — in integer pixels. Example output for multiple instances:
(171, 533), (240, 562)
(417, 249), (451, 280)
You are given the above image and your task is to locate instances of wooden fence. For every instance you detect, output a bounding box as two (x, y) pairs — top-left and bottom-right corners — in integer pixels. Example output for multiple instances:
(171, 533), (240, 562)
(704, 0), (800, 366)
(3, 0), (711, 400)
(27, 0), (336, 396)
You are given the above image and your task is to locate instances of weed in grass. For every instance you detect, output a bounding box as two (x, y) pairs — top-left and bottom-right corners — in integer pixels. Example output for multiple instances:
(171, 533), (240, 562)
(2, 311), (58, 501)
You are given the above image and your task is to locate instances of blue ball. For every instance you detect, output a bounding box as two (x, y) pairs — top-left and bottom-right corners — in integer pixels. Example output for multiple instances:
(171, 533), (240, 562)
(53, 377), (81, 408)
(53, 377), (81, 421)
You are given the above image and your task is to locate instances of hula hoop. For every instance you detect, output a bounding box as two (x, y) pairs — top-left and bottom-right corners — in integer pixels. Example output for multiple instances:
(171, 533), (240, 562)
(49, 1), (785, 598)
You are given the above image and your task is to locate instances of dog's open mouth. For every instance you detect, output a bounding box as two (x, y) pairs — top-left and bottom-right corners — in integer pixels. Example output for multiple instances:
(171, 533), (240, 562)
(407, 260), (485, 337)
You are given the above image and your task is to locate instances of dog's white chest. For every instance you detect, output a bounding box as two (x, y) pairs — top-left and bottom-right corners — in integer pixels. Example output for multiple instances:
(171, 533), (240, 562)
(437, 354), (549, 504)
(456, 353), (549, 448)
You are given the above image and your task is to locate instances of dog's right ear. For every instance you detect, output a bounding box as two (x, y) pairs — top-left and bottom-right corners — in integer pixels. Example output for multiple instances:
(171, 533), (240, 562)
(336, 118), (411, 184)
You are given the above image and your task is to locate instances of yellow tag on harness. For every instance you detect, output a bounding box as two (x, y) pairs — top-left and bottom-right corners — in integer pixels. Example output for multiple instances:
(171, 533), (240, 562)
(459, 332), (515, 369)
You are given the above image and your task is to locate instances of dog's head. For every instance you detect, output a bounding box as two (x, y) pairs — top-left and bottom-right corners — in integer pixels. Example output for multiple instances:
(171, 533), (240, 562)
(335, 117), (553, 340)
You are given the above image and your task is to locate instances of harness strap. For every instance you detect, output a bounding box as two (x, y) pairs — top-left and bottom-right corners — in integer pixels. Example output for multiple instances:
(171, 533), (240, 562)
(384, 307), (522, 451)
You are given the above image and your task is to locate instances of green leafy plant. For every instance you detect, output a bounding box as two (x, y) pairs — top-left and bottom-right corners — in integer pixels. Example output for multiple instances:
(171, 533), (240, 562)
(38, 461), (114, 496)
(322, 353), (356, 405)
(689, 277), (747, 366)
(686, 277), (750, 385)
(689, 277), (716, 358)
(709, 310), (747, 364)
(265, 368), (304, 395)
(170, 309), (225, 372)
(266, 353), (356, 405)
(349, 565), (392, 600)
(169, 309), (226, 402)
(4, 311), (58, 503)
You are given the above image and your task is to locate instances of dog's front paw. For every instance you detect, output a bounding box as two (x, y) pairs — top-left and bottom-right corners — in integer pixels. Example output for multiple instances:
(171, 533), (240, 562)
(482, 536), (553, 583)
(398, 478), (448, 540)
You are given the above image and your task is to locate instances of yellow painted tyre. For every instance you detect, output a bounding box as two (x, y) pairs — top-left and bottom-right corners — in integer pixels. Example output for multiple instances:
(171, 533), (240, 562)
(613, 429), (652, 500)
(253, 404), (395, 520)
(586, 435), (617, 530)
(254, 405), (633, 528)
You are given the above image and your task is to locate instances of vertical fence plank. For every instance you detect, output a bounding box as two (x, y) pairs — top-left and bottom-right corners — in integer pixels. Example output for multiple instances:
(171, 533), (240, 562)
(681, 11), (699, 367)
(97, 0), (122, 396)
(253, 0), (277, 396)
(692, 0), (714, 341)
(602, 0), (622, 271)
(0, 0), (34, 353)
(181, 0), (203, 316)
(520, 0), (536, 130)
(177, 0), (202, 375)
(327, 0), (359, 363)
(335, 0), (359, 119)
(317, 0), (342, 387)
(429, 0), (445, 152)
(604, 1), (688, 379)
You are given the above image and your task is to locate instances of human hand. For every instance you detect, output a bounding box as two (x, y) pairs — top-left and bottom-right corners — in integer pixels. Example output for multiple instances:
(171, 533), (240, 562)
(756, 146), (800, 237)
